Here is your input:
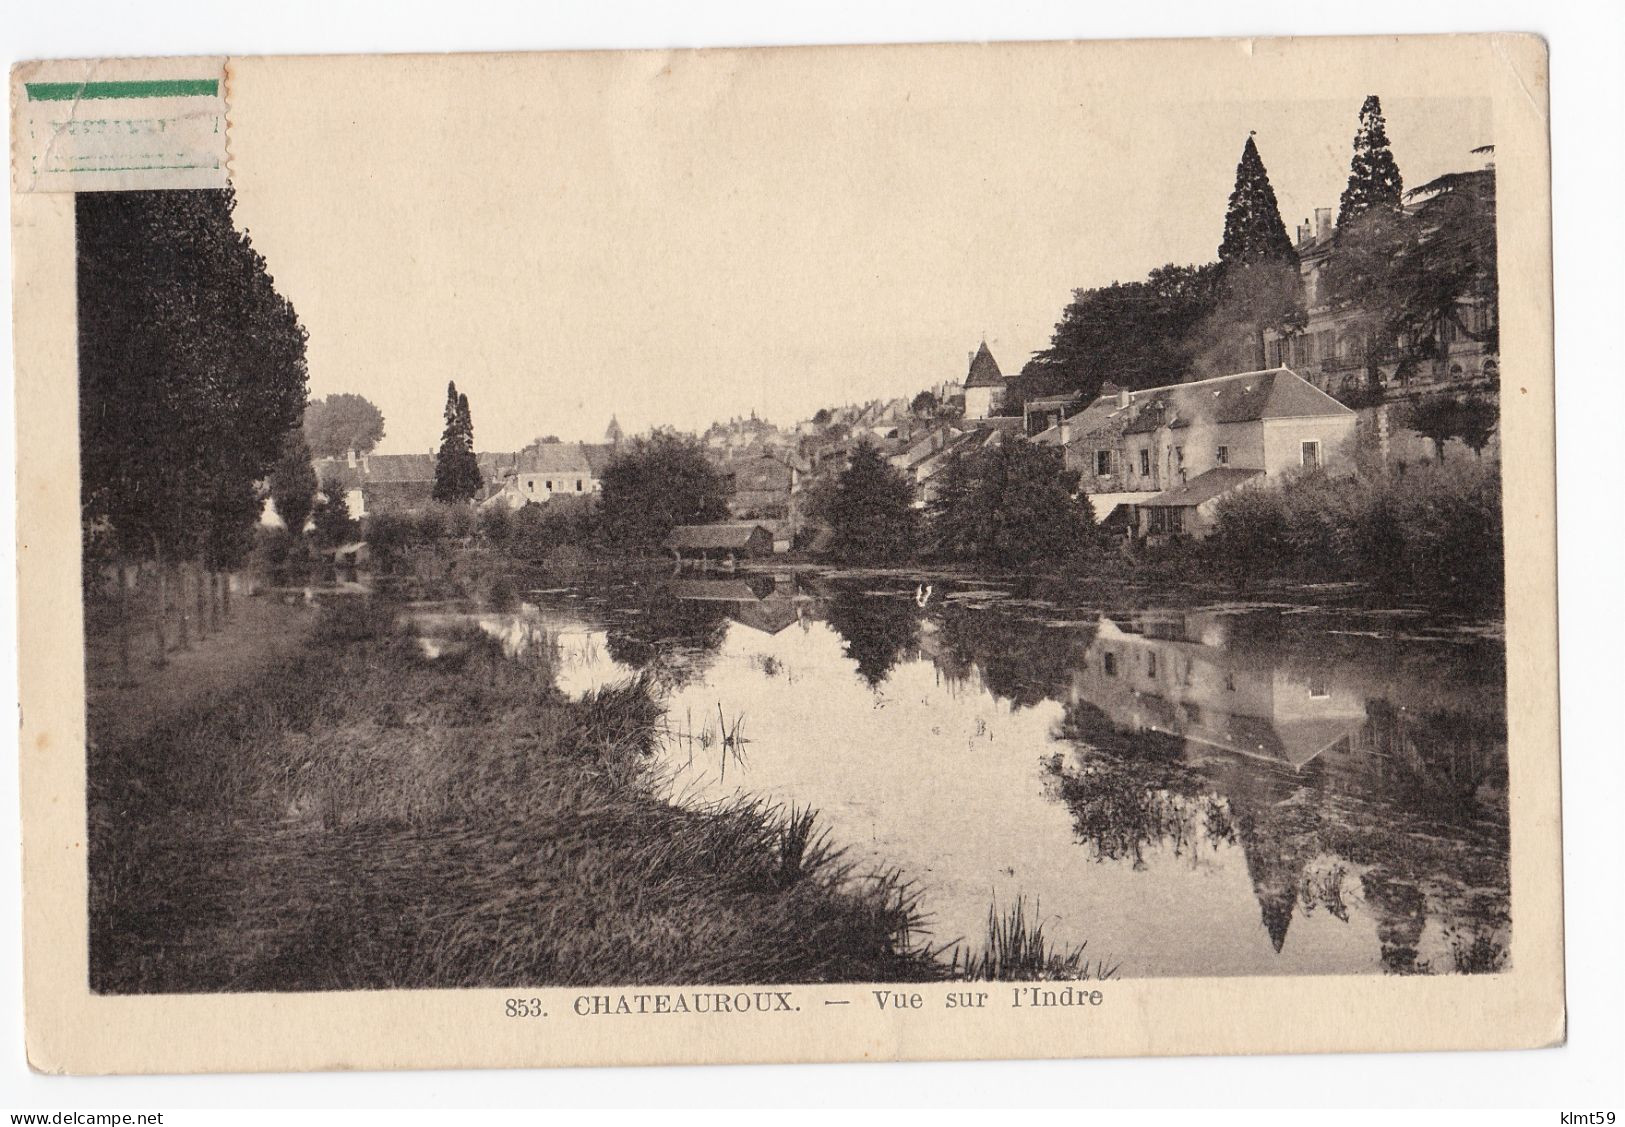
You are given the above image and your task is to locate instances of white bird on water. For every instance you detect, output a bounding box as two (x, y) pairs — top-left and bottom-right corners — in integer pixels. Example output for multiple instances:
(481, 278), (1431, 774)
(915, 583), (934, 608)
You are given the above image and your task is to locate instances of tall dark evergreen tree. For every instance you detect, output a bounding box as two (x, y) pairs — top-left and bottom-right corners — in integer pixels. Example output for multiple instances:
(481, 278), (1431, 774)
(1336, 96), (1405, 227)
(1218, 135), (1299, 271)
(1210, 134), (1303, 373)
(432, 380), (482, 503)
(1321, 97), (1413, 393)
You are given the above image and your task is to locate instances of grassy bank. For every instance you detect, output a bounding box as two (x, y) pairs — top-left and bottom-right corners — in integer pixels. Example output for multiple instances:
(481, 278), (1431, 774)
(89, 598), (945, 992)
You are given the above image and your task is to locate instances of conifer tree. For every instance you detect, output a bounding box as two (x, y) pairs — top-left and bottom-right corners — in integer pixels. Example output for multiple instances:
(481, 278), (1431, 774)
(1337, 96), (1404, 227)
(1218, 134), (1298, 271)
(433, 380), (482, 502)
(1209, 134), (1302, 371)
(1323, 97), (1413, 393)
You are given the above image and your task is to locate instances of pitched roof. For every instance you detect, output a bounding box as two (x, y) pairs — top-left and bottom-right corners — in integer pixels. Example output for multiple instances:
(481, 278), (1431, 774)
(477, 451), (519, 478)
(315, 457), (363, 490)
(964, 341), (1006, 388)
(1139, 467), (1264, 507)
(1122, 369), (1352, 435)
(580, 443), (618, 474)
(662, 522), (774, 550)
(361, 453), (437, 483)
(516, 443), (593, 475)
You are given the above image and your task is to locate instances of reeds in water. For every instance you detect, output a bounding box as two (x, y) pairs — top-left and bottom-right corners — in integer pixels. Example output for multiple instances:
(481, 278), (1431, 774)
(949, 897), (1121, 982)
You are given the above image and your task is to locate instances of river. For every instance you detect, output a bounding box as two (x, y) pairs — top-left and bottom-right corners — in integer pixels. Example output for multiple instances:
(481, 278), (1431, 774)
(415, 568), (1510, 979)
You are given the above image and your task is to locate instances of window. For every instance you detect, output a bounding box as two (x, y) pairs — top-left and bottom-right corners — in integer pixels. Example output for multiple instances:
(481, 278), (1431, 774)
(525, 480), (534, 492)
(1308, 672), (1329, 699)
(1225, 672), (1236, 692)
(1301, 440), (1321, 468)
(1095, 450), (1111, 476)
(1146, 653), (1157, 678)
(546, 479), (555, 492)
(1175, 446), (1184, 468)
(1103, 652), (1117, 677)
(1216, 445), (1229, 466)
(575, 479), (583, 492)
(1138, 449), (1150, 476)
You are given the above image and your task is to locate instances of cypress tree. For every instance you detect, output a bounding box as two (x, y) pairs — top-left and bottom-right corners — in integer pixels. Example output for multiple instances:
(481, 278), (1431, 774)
(1336, 95), (1404, 227)
(1218, 134), (1298, 271)
(1210, 134), (1302, 371)
(433, 381), (482, 503)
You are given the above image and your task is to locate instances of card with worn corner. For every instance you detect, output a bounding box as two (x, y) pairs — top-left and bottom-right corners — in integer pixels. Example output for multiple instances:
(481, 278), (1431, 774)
(12, 34), (1562, 1074)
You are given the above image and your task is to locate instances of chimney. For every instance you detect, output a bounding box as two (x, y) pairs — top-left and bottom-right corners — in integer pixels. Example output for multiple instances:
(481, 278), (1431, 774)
(1117, 385), (1131, 409)
(1058, 415), (1071, 446)
(1315, 207), (1333, 243)
(1297, 219), (1311, 244)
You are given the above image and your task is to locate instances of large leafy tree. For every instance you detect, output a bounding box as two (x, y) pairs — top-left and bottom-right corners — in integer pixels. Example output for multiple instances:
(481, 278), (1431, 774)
(1396, 156), (1498, 359)
(926, 440), (1092, 568)
(1337, 95), (1405, 226)
(1022, 263), (1220, 398)
(303, 393), (386, 459)
(78, 188), (308, 660)
(598, 432), (729, 550)
(1210, 134), (1302, 372)
(432, 381), (482, 503)
(811, 442), (918, 564)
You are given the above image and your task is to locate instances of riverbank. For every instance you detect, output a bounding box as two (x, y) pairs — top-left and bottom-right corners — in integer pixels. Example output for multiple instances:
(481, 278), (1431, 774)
(88, 596), (952, 992)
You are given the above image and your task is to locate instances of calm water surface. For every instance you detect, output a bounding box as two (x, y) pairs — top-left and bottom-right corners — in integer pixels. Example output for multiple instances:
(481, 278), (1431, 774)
(425, 570), (1509, 978)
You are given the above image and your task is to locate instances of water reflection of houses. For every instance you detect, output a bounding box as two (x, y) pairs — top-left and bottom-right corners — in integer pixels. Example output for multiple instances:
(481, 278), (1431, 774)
(1059, 610), (1507, 968)
(667, 575), (811, 636)
(1070, 615), (1369, 771)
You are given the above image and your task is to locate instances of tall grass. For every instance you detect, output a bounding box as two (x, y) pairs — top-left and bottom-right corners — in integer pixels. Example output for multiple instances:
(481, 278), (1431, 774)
(88, 596), (943, 992)
(949, 898), (1121, 982)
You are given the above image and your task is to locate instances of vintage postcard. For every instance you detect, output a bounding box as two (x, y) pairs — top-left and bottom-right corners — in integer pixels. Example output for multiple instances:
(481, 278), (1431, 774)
(13, 34), (1561, 1073)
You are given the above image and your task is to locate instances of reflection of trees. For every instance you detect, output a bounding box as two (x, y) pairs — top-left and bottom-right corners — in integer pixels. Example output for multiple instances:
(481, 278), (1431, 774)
(933, 605), (1094, 709)
(821, 588), (919, 689)
(1360, 872), (1428, 974)
(602, 586), (730, 688)
(1360, 701), (1508, 829)
(1048, 694), (1509, 974)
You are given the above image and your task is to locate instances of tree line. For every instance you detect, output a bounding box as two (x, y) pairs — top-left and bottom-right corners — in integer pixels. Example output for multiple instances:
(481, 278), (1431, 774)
(79, 188), (309, 674)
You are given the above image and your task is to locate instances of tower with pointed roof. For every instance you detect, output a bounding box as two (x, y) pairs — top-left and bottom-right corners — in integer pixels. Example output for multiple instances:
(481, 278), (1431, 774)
(605, 415), (624, 446)
(962, 341), (1008, 420)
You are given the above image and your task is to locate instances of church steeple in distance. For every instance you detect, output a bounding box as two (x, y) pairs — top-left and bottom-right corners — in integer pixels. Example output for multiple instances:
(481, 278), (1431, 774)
(605, 415), (624, 446)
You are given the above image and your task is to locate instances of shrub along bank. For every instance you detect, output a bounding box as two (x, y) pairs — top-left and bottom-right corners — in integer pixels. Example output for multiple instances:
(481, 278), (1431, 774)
(1205, 457), (1504, 606)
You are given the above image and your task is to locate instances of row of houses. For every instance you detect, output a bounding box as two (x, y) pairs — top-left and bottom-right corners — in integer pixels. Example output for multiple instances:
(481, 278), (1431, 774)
(886, 344), (1363, 540)
(314, 441), (618, 519)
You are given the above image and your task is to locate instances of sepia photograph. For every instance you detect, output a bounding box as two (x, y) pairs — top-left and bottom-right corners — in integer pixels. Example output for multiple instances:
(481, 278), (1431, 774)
(10, 29), (1570, 1077)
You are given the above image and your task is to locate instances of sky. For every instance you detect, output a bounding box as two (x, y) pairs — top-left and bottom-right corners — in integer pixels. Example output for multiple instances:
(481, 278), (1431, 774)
(226, 46), (1491, 455)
